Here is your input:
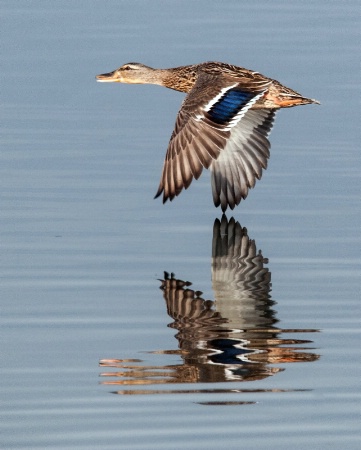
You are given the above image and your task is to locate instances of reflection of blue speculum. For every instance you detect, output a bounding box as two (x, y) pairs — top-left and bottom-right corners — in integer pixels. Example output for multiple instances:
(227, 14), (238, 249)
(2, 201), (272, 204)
(100, 216), (319, 393)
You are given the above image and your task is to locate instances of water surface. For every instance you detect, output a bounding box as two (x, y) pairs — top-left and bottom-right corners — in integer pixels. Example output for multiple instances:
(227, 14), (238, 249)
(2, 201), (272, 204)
(1, 1), (360, 449)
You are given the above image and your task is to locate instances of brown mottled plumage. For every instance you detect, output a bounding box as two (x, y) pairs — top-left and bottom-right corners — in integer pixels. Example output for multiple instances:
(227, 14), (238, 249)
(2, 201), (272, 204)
(96, 62), (319, 211)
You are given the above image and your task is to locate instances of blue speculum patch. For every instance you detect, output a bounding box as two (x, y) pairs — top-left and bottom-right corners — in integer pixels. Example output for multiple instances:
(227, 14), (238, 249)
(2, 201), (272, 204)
(208, 89), (255, 124)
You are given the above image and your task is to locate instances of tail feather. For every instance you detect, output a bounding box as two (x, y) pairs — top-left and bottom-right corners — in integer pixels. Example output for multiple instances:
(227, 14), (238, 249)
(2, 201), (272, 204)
(277, 96), (320, 107)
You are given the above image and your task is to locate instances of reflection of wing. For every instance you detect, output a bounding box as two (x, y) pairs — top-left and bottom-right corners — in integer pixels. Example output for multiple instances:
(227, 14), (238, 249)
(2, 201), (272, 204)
(160, 271), (225, 332)
(212, 215), (275, 329)
(102, 221), (319, 390)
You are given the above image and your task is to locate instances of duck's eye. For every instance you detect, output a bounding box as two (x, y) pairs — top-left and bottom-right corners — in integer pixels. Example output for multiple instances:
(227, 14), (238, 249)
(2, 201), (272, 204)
(122, 66), (132, 71)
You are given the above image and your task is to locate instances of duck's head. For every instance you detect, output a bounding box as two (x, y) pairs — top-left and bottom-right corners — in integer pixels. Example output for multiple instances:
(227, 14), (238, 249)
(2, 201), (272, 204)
(96, 63), (157, 84)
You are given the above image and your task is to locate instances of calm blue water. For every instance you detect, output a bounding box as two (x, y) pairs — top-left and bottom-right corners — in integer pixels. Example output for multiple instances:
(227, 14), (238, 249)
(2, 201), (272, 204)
(1, 1), (360, 449)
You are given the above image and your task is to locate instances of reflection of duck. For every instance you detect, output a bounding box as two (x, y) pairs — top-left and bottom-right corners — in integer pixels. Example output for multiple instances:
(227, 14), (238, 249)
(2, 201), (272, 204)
(100, 217), (319, 390)
(160, 216), (281, 382)
(97, 61), (319, 211)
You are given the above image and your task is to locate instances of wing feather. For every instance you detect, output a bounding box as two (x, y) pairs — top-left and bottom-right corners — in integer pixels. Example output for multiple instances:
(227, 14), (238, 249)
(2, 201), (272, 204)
(155, 70), (275, 210)
(210, 109), (276, 210)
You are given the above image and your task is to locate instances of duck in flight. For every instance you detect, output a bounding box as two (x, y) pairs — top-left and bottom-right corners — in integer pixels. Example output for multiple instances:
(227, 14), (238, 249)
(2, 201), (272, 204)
(96, 62), (319, 211)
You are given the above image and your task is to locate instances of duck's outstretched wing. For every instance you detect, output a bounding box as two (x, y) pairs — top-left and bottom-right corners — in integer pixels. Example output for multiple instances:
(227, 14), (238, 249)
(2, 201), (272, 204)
(210, 108), (275, 211)
(154, 72), (275, 211)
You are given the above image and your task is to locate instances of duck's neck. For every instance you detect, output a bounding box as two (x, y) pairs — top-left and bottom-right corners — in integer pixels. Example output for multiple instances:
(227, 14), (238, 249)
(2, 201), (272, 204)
(156, 65), (198, 93)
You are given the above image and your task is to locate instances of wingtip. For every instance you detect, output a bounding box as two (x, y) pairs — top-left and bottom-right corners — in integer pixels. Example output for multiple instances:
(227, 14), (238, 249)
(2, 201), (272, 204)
(154, 184), (163, 200)
(154, 188), (169, 204)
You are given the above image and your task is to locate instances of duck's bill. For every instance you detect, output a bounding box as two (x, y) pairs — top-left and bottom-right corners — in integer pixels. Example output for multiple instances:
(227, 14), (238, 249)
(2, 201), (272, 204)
(96, 70), (120, 82)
